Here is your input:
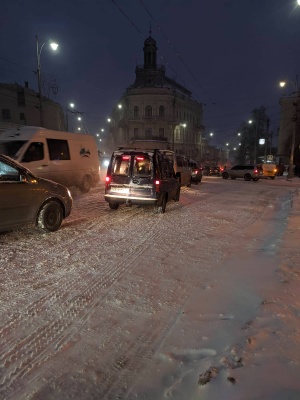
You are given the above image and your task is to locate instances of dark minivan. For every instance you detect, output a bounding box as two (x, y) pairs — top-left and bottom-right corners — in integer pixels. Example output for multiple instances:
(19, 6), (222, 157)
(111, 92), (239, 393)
(104, 148), (180, 213)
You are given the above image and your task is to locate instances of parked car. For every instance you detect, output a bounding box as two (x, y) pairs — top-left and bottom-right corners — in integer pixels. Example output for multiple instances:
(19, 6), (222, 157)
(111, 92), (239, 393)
(104, 148), (180, 213)
(222, 165), (263, 181)
(0, 154), (73, 233)
(202, 166), (221, 176)
(188, 160), (202, 184)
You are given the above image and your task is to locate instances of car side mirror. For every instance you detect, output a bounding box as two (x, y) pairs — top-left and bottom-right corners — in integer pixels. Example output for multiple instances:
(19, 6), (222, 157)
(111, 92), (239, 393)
(20, 174), (28, 183)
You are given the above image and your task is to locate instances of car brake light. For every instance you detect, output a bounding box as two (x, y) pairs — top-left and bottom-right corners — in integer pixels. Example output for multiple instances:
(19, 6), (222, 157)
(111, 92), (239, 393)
(254, 169), (258, 173)
(155, 180), (160, 192)
(122, 156), (130, 160)
(195, 170), (198, 174)
(136, 157), (144, 160)
(105, 176), (111, 183)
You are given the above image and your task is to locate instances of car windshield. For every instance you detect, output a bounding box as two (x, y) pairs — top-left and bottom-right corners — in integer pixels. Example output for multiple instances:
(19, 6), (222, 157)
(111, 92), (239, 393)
(0, 140), (27, 159)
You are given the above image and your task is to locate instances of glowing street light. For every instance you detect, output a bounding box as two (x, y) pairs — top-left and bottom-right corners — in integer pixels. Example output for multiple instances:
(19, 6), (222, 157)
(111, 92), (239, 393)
(77, 116), (82, 121)
(279, 75), (298, 93)
(36, 34), (59, 126)
(209, 132), (214, 137)
(101, 128), (104, 132)
(107, 118), (111, 123)
(118, 104), (122, 109)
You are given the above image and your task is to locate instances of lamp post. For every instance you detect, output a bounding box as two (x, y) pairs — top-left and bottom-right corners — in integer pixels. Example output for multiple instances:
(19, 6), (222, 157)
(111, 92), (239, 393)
(279, 76), (299, 179)
(66, 102), (84, 132)
(36, 34), (58, 127)
(248, 119), (260, 164)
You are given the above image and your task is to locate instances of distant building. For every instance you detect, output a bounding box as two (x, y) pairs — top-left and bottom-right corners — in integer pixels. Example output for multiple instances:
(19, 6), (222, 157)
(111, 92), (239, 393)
(0, 82), (66, 132)
(107, 34), (205, 163)
(278, 92), (300, 166)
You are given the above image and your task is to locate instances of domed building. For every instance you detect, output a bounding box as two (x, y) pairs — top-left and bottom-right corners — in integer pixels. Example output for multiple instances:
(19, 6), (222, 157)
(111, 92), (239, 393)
(108, 33), (205, 162)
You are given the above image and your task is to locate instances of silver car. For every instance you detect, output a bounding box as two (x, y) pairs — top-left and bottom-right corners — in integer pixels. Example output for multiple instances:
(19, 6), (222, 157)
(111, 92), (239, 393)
(0, 154), (73, 233)
(222, 165), (263, 181)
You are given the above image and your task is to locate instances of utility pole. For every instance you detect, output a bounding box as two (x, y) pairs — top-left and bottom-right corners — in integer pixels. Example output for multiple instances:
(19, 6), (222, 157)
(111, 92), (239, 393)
(264, 118), (270, 161)
(287, 102), (298, 179)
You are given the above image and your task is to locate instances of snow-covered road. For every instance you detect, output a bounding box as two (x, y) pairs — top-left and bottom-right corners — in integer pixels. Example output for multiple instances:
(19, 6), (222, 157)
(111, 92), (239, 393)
(0, 176), (299, 399)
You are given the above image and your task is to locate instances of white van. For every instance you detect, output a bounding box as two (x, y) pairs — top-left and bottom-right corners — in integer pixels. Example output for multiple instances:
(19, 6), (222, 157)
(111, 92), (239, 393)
(0, 126), (100, 192)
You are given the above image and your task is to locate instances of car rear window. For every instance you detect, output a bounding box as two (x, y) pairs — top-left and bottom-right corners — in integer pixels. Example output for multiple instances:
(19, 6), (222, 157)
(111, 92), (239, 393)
(133, 155), (152, 176)
(112, 155), (130, 176)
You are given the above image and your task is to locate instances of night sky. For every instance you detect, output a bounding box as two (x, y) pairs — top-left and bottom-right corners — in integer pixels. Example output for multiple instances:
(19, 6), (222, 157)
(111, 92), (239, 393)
(1, 0), (300, 148)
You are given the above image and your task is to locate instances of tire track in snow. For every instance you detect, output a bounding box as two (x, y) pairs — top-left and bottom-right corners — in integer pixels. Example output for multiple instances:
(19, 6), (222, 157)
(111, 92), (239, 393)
(0, 205), (181, 398)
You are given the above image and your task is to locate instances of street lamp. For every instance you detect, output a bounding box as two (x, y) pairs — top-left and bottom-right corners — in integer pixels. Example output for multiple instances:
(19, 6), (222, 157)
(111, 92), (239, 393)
(36, 34), (59, 127)
(279, 76), (299, 179)
(279, 75), (298, 93)
(248, 119), (259, 164)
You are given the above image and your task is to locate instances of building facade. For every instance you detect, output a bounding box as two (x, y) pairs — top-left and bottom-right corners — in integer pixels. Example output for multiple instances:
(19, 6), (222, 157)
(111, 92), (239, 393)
(108, 34), (205, 163)
(0, 82), (66, 132)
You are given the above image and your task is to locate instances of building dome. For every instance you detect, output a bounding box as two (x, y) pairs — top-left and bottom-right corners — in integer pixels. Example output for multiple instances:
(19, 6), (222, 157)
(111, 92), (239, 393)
(144, 35), (156, 46)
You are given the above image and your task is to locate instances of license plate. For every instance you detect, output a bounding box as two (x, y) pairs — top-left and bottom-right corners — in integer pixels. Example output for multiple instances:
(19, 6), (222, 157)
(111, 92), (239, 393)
(112, 187), (129, 194)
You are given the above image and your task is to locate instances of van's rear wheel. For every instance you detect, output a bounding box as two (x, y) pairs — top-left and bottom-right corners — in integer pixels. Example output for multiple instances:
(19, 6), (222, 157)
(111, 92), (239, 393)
(244, 174), (252, 181)
(80, 176), (91, 193)
(109, 203), (119, 210)
(37, 201), (63, 232)
(156, 195), (167, 214)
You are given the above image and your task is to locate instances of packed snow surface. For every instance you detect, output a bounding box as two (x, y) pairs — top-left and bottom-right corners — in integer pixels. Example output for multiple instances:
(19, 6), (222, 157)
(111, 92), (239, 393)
(0, 175), (300, 399)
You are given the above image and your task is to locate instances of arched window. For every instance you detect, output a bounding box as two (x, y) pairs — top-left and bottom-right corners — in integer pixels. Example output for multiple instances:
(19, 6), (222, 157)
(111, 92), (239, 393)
(159, 105), (165, 117)
(134, 106), (139, 118)
(145, 106), (152, 117)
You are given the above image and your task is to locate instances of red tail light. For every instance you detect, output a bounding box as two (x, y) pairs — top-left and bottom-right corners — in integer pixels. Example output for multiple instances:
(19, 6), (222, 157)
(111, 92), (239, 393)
(136, 157), (144, 160)
(195, 170), (199, 174)
(122, 156), (130, 160)
(105, 176), (111, 183)
(155, 179), (160, 192)
(254, 169), (258, 174)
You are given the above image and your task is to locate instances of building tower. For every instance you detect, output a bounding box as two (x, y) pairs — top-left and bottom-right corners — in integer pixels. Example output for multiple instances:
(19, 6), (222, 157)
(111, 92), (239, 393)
(107, 34), (205, 163)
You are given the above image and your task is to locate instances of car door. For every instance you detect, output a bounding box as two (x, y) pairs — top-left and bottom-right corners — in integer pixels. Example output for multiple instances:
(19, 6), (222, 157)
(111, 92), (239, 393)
(163, 157), (178, 200)
(0, 161), (33, 230)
